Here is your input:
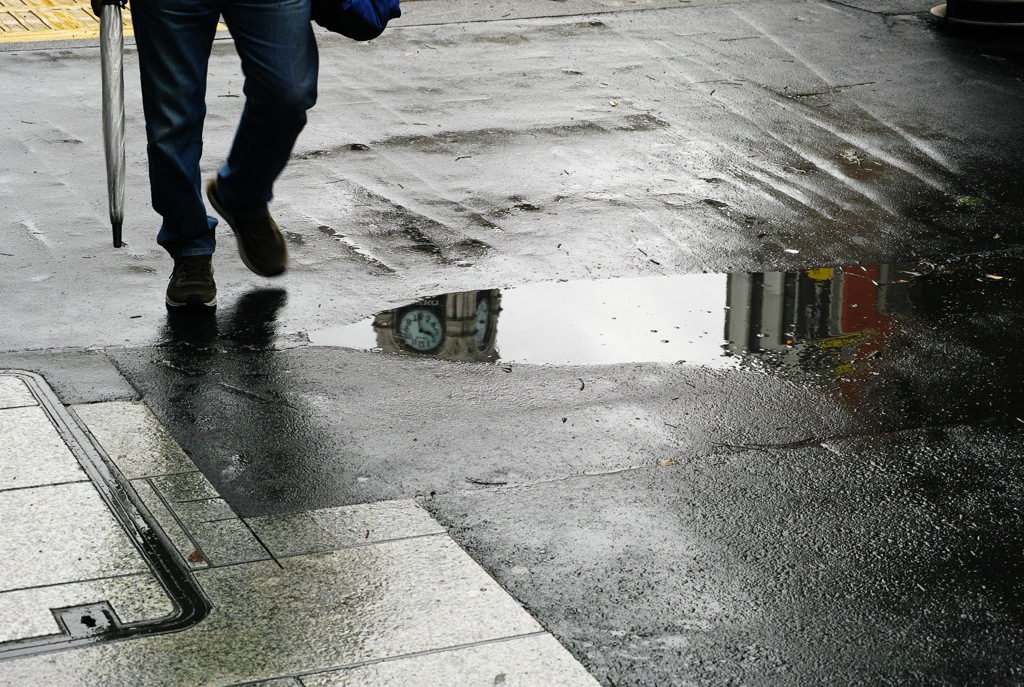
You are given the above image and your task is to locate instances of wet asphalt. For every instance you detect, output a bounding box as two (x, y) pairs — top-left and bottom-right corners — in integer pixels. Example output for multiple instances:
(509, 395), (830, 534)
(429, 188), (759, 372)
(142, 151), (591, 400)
(3, 0), (1024, 684)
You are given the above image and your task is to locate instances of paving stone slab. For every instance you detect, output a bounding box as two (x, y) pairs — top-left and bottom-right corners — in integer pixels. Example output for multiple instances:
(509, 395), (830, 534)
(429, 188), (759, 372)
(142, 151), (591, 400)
(247, 500), (446, 558)
(0, 537), (547, 686)
(131, 479), (210, 570)
(0, 405), (87, 491)
(73, 401), (196, 479)
(242, 511), (326, 559)
(301, 633), (601, 686)
(0, 482), (150, 592)
(189, 519), (272, 567)
(0, 376), (35, 410)
(150, 470), (221, 503)
(171, 498), (238, 530)
(0, 573), (175, 643)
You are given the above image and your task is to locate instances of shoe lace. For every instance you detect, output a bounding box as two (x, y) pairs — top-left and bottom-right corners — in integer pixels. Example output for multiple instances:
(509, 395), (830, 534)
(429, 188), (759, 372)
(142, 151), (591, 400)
(173, 257), (210, 283)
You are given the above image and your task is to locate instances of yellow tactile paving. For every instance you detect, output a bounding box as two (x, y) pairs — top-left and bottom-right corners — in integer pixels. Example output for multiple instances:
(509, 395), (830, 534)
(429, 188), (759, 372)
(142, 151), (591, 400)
(0, 0), (132, 42)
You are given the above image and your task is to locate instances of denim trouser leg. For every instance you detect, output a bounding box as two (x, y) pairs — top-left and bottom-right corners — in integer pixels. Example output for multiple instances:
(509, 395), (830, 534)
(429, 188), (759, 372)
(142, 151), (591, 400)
(131, 0), (318, 257)
(131, 0), (220, 258)
(217, 0), (318, 218)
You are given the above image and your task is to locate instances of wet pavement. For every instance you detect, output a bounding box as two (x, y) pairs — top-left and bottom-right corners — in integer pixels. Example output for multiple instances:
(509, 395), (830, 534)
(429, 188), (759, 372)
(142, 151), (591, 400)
(5, 0), (1024, 353)
(1, 372), (598, 684)
(3, 0), (1024, 684)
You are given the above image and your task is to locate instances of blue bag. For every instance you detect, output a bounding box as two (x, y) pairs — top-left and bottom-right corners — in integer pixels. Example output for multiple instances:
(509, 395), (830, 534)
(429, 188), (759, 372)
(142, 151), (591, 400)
(312, 0), (401, 41)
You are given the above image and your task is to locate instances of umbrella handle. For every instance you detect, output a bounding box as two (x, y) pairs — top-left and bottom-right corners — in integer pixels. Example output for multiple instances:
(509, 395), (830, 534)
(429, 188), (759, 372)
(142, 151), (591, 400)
(91, 0), (126, 18)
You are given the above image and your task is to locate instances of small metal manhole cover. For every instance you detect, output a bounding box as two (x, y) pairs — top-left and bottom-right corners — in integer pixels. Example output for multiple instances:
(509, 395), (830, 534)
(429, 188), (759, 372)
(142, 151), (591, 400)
(55, 602), (118, 638)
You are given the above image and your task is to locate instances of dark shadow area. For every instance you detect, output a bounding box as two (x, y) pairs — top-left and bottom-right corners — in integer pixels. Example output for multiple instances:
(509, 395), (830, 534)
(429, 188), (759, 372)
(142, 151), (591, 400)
(125, 290), (354, 515)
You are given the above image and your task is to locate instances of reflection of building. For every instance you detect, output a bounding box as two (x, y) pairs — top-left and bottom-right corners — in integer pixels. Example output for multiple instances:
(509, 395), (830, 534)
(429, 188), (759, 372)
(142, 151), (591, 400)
(725, 266), (916, 387)
(371, 290), (502, 362)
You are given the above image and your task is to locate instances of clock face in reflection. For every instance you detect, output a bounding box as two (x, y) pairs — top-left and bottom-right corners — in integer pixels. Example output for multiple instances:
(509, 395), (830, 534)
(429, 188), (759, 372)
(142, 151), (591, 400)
(398, 308), (443, 352)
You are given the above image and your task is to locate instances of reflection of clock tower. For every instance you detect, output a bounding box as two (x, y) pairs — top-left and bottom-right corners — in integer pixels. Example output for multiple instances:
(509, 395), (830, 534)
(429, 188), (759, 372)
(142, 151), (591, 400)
(371, 290), (502, 362)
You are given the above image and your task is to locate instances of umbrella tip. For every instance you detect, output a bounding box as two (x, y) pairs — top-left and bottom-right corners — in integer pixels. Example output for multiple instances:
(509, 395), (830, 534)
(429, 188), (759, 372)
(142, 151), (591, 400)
(112, 220), (122, 248)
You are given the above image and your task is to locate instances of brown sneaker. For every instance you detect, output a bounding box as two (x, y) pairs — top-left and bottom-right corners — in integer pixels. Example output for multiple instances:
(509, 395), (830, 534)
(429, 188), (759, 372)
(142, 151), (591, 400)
(166, 255), (217, 308)
(206, 179), (288, 277)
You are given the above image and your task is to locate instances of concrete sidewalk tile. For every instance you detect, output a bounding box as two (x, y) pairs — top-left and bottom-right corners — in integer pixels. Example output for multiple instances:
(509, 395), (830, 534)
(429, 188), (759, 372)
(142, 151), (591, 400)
(172, 497), (238, 529)
(310, 500), (445, 544)
(132, 479), (210, 570)
(272, 537), (545, 651)
(1, 536), (551, 685)
(172, 537), (544, 676)
(248, 500), (446, 558)
(0, 482), (150, 592)
(300, 634), (601, 687)
(189, 519), (272, 567)
(231, 679), (302, 687)
(72, 401), (196, 479)
(0, 573), (175, 643)
(244, 511), (326, 558)
(0, 376), (36, 409)
(150, 470), (220, 503)
(0, 406), (87, 491)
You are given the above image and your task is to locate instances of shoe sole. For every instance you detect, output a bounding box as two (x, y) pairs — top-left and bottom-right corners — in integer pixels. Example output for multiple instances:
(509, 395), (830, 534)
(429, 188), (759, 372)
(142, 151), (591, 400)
(166, 294), (218, 308)
(206, 180), (287, 278)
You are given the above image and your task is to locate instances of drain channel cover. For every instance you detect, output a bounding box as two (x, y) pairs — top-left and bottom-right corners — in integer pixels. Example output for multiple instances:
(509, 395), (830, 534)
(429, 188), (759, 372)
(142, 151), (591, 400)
(0, 371), (209, 660)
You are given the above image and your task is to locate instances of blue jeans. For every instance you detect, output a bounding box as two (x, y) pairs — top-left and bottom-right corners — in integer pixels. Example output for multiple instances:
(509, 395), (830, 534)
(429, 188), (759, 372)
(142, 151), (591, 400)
(131, 0), (318, 258)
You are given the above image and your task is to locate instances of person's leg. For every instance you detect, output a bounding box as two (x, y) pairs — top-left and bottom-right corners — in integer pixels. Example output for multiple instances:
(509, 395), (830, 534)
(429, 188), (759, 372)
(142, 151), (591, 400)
(130, 0), (221, 258)
(215, 0), (318, 217)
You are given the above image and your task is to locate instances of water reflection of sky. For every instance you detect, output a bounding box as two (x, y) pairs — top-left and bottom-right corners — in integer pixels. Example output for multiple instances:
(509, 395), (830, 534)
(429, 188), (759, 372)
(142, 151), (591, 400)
(496, 275), (732, 366)
(310, 318), (379, 351)
(310, 274), (736, 366)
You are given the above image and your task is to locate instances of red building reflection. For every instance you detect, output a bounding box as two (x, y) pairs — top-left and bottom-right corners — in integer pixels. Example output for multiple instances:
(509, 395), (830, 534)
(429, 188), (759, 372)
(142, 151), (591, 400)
(726, 264), (915, 404)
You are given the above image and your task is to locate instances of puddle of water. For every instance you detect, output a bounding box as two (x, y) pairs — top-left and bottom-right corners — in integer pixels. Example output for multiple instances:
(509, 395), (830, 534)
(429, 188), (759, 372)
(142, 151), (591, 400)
(308, 255), (1024, 396)
(309, 274), (735, 366)
(309, 253), (1024, 423)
